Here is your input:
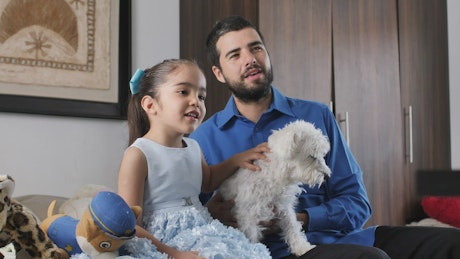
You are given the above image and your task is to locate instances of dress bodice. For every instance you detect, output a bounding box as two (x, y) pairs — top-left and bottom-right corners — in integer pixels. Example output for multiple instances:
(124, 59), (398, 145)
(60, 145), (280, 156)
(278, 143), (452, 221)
(131, 137), (202, 213)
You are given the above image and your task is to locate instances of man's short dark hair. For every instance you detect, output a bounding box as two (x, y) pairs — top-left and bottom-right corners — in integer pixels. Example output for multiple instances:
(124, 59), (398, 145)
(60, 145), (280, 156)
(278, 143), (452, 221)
(206, 15), (264, 69)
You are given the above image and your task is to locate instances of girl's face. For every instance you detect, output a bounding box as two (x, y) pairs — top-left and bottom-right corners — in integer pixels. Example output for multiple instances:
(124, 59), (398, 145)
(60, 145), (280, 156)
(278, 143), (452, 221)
(152, 64), (207, 135)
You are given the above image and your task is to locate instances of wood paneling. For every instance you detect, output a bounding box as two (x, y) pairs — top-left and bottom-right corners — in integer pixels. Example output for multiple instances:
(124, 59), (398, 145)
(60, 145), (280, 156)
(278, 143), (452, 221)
(332, 0), (405, 225)
(259, 0), (332, 105)
(180, 0), (258, 119)
(398, 0), (451, 221)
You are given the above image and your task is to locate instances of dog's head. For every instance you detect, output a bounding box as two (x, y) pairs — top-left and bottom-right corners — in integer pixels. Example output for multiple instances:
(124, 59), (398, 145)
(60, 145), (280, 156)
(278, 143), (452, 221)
(268, 120), (331, 187)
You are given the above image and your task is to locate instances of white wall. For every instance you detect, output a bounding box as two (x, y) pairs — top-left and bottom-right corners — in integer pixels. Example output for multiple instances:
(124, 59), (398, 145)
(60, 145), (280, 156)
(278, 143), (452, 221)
(131, 0), (180, 71)
(448, 0), (460, 169)
(1, 114), (127, 196)
(0, 0), (179, 197)
(0, 0), (458, 197)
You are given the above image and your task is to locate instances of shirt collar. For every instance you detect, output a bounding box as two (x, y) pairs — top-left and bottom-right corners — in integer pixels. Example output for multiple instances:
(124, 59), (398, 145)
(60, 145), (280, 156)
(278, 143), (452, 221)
(216, 86), (295, 128)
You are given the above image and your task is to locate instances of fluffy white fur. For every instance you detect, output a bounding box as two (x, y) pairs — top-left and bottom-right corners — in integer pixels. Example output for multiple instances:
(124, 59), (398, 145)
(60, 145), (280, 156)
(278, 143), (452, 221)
(220, 120), (331, 256)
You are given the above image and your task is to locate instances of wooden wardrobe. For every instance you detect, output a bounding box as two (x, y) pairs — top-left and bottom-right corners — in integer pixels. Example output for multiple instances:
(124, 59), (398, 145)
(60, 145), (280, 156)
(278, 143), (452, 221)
(180, 0), (451, 226)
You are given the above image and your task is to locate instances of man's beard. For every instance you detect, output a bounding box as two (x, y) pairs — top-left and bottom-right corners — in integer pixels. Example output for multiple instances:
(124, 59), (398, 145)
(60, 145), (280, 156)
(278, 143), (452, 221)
(225, 66), (274, 103)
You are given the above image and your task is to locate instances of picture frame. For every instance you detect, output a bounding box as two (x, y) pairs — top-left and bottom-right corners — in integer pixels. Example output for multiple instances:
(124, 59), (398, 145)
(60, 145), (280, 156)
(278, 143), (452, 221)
(0, 0), (131, 119)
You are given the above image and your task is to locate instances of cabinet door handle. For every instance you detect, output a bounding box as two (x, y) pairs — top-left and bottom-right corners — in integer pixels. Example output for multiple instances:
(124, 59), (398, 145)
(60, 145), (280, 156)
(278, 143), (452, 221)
(339, 111), (350, 146)
(405, 106), (413, 163)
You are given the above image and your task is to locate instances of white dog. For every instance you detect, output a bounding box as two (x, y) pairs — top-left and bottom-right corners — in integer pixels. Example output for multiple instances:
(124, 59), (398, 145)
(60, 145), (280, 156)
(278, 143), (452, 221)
(220, 120), (331, 256)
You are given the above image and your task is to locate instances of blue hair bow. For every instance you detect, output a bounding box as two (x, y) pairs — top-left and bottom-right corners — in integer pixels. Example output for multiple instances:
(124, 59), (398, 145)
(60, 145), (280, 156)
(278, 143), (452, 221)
(129, 69), (144, 95)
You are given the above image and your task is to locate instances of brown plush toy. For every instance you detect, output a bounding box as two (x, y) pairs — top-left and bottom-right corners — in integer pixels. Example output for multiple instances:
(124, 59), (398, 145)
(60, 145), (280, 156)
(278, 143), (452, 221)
(0, 175), (68, 259)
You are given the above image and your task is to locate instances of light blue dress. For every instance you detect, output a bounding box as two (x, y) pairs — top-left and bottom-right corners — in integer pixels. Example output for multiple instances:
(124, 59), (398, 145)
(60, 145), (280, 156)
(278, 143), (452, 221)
(121, 137), (271, 259)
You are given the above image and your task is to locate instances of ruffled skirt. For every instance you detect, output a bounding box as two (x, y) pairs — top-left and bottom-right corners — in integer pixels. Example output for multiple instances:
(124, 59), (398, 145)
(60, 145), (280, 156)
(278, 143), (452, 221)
(121, 204), (271, 259)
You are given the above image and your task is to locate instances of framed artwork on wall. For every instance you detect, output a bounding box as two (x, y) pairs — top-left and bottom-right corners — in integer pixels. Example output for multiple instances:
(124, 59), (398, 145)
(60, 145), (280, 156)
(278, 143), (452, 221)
(0, 0), (131, 119)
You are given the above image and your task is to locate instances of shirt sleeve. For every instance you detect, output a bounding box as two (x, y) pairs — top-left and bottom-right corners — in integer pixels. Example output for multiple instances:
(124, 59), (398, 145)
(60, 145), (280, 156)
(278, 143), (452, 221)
(300, 109), (372, 232)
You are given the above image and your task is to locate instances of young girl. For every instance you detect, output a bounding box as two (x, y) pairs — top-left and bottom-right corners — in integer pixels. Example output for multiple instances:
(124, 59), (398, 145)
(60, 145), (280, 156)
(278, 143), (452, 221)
(117, 59), (271, 259)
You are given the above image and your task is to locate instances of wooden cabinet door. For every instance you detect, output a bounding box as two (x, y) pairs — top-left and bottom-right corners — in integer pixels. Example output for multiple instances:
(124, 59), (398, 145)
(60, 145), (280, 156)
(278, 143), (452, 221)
(180, 0), (258, 119)
(261, 0), (405, 225)
(259, 0), (332, 106)
(333, 0), (405, 225)
(398, 0), (451, 220)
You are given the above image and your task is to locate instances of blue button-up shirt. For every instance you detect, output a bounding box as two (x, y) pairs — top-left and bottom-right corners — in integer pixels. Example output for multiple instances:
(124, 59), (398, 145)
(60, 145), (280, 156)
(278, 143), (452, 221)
(190, 86), (376, 258)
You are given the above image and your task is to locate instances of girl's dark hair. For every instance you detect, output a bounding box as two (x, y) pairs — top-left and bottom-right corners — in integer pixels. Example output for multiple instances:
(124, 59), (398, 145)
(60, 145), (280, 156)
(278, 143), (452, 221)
(206, 15), (264, 69)
(127, 59), (200, 145)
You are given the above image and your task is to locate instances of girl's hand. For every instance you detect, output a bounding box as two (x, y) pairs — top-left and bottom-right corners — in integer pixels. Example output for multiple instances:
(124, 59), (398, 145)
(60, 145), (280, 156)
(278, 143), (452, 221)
(234, 142), (271, 171)
(168, 250), (206, 259)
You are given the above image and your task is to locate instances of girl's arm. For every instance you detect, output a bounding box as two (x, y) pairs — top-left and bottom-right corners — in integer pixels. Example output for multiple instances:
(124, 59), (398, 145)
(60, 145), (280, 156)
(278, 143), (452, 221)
(118, 147), (147, 211)
(118, 147), (205, 259)
(201, 142), (270, 192)
(133, 226), (203, 259)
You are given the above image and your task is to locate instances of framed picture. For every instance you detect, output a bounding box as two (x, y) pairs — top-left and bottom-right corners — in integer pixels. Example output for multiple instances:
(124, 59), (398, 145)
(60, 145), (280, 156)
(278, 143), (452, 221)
(0, 0), (131, 119)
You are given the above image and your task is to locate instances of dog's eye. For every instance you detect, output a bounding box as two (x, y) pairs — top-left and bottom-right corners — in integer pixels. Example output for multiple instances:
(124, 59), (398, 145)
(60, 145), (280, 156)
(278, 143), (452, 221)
(99, 241), (112, 249)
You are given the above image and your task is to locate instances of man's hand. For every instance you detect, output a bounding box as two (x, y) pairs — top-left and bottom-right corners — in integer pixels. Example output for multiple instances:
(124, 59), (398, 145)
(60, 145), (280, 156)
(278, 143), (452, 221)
(206, 192), (238, 228)
(260, 212), (310, 236)
(260, 208), (282, 236)
(297, 212), (309, 231)
(206, 194), (310, 235)
(260, 218), (282, 236)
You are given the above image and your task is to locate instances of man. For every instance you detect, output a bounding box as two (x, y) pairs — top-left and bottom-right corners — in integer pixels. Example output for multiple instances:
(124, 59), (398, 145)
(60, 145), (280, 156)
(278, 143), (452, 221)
(190, 15), (460, 259)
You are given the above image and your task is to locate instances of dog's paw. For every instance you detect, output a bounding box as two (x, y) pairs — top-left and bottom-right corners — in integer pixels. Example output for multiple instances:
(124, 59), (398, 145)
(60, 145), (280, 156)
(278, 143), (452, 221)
(243, 228), (262, 243)
(290, 239), (316, 256)
(237, 221), (265, 243)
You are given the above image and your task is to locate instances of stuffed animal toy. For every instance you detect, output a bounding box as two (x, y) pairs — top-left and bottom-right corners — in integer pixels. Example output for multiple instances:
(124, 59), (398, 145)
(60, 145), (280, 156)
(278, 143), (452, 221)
(0, 175), (68, 259)
(0, 242), (15, 259)
(40, 191), (141, 259)
(220, 120), (331, 256)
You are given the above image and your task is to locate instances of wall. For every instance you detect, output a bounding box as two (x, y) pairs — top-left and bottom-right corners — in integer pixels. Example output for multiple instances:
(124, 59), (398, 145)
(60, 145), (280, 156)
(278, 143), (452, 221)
(448, 0), (460, 169)
(0, 0), (179, 197)
(0, 0), (458, 197)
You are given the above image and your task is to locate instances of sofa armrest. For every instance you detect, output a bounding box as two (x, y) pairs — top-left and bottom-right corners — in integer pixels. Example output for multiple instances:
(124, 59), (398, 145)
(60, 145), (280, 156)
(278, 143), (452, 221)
(13, 194), (68, 222)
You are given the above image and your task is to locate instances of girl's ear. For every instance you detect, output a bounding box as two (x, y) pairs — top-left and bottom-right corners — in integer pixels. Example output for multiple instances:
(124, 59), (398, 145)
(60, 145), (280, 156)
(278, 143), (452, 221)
(212, 65), (226, 83)
(141, 95), (157, 115)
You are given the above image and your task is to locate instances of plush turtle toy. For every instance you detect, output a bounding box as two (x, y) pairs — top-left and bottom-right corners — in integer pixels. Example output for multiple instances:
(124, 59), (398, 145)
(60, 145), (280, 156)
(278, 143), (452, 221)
(0, 175), (68, 258)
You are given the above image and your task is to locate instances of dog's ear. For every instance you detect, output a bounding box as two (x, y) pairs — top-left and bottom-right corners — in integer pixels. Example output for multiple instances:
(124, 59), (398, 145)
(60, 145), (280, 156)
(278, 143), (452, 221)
(292, 131), (303, 154)
(314, 132), (330, 158)
(284, 131), (301, 158)
(268, 128), (290, 157)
